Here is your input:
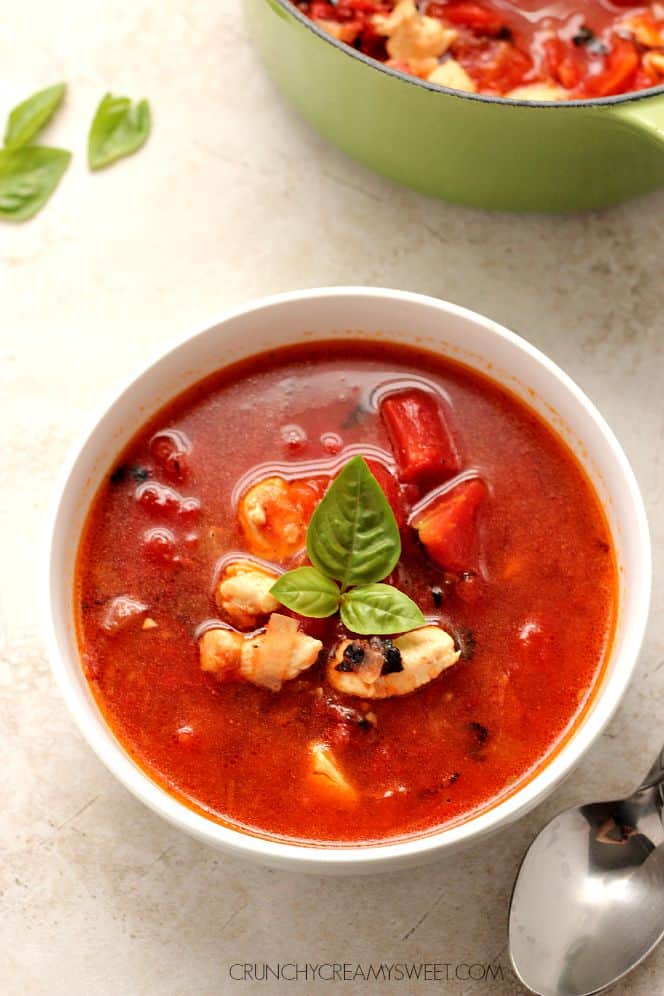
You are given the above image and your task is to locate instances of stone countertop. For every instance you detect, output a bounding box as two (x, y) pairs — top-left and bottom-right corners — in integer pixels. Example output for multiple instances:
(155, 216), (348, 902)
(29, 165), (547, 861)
(1, 2), (663, 994)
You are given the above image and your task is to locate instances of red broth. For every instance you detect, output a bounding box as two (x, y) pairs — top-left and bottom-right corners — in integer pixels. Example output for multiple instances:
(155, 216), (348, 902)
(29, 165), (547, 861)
(294, 1), (664, 98)
(76, 340), (617, 844)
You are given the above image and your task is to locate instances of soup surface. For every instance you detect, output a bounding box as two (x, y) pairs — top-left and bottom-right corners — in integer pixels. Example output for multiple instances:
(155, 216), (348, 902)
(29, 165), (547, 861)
(76, 340), (616, 844)
(293, 1), (664, 100)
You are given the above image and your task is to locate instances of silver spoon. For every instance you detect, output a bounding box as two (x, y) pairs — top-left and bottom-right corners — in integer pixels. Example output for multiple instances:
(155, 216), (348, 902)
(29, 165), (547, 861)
(509, 746), (664, 995)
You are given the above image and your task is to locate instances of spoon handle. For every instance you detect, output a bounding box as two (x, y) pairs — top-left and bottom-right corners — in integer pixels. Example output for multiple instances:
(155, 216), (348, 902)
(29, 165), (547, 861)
(639, 744), (664, 791)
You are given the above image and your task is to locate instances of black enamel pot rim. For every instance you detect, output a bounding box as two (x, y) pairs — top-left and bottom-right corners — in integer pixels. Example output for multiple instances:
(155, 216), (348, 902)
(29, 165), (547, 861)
(272, 0), (664, 110)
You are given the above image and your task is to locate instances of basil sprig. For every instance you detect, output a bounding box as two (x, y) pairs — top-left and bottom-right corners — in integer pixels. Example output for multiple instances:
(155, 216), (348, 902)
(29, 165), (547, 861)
(0, 146), (71, 222)
(88, 93), (151, 170)
(0, 83), (70, 222)
(270, 457), (425, 636)
(4, 83), (66, 149)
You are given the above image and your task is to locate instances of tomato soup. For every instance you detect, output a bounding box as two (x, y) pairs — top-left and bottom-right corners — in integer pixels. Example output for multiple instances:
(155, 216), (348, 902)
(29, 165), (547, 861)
(76, 340), (617, 844)
(294, 1), (664, 99)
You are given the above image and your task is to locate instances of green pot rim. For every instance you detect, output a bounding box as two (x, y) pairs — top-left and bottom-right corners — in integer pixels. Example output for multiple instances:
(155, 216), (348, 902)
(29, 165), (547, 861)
(271, 0), (664, 110)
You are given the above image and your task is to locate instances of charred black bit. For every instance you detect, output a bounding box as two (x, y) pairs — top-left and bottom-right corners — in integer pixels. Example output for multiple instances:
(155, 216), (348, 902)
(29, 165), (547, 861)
(573, 25), (608, 54)
(381, 640), (403, 675)
(110, 464), (127, 484)
(431, 585), (444, 608)
(336, 641), (365, 672)
(369, 636), (404, 675)
(497, 25), (512, 41)
(450, 771), (460, 784)
(572, 25), (594, 45)
(130, 465), (150, 482)
(469, 721), (489, 746)
(453, 626), (477, 662)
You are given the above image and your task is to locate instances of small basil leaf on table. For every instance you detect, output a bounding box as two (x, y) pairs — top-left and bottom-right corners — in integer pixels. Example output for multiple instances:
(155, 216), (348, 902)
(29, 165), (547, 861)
(270, 567), (340, 618)
(0, 147), (71, 222)
(3, 83), (67, 150)
(88, 93), (151, 170)
(340, 584), (425, 636)
(307, 456), (401, 589)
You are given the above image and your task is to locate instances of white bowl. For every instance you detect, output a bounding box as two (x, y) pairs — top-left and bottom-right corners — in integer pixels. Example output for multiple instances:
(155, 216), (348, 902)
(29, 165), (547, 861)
(42, 288), (651, 873)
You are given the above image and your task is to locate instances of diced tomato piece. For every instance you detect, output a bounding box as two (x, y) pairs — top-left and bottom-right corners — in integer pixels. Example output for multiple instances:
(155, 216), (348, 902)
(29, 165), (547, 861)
(380, 389), (460, 486)
(366, 459), (409, 527)
(309, 2), (344, 21)
(414, 478), (486, 572)
(136, 481), (200, 520)
(455, 38), (532, 93)
(149, 429), (191, 482)
(142, 526), (180, 565)
(582, 38), (639, 98)
(439, 1), (507, 36)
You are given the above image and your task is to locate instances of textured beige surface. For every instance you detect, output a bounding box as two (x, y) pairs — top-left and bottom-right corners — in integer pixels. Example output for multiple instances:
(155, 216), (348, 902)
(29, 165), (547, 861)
(1, 2), (663, 994)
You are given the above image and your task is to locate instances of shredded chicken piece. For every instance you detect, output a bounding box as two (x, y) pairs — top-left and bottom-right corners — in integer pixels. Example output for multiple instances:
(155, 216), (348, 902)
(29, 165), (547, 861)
(199, 614), (322, 691)
(506, 83), (568, 102)
(101, 596), (148, 634)
(427, 59), (477, 93)
(215, 560), (279, 629)
(309, 743), (358, 801)
(328, 626), (459, 698)
(374, 0), (457, 77)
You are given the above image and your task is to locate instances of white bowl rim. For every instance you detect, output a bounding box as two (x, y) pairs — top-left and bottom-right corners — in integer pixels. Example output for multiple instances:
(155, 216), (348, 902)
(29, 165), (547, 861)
(41, 286), (652, 870)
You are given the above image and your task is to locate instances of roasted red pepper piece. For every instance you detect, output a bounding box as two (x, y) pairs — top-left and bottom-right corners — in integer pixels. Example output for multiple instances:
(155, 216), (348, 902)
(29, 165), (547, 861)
(542, 36), (584, 90)
(582, 37), (639, 97)
(380, 389), (459, 486)
(414, 478), (486, 572)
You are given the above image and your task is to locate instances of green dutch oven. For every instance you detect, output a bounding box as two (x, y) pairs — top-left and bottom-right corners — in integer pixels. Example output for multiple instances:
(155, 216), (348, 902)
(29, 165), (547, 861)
(244, 0), (664, 211)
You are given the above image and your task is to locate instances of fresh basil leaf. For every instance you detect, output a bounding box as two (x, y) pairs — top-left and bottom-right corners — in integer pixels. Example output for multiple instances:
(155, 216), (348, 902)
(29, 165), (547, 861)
(340, 583), (425, 635)
(0, 146), (70, 222)
(4, 83), (67, 150)
(307, 456), (400, 589)
(88, 93), (151, 170)
(270, 567), (340, 618)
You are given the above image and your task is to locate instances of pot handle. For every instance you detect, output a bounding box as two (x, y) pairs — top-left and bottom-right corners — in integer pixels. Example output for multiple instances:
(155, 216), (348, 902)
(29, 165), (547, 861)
(609, 92), (664, 151)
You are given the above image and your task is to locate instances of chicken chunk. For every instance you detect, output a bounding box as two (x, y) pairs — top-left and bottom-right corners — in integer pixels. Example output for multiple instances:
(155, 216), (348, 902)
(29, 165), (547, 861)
(308, 743), (358, 802)
(238, 475), (325, 562)
(644, 51), (664, 79)
(374, 0), (457, 77)
(427, 59), (477, 93)
(200, 627), (243, 681)
(215, 560), (279, 629)
(242, 613), (322, 691)
(328, 626), (459, 698)
(506, 83), (568, 102)
(101, 595), (148, 634)
(624, 14), (664, 49)
(199, 614), (322, 692)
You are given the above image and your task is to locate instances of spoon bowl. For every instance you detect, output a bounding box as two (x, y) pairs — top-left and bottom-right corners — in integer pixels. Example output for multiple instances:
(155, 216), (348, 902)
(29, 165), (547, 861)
(510, 750), (664, 995)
